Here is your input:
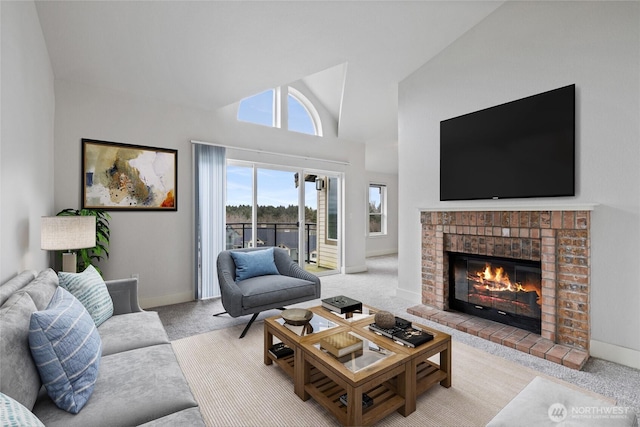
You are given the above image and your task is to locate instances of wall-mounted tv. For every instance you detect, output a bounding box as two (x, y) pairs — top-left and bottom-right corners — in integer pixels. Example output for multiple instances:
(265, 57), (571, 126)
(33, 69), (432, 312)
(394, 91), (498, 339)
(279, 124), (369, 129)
(440, 84), (575, 201)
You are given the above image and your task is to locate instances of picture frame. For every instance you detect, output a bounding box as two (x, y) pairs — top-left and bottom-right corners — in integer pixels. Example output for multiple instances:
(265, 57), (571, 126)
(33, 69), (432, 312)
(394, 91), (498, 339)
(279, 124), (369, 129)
(81, 139), (177, 211)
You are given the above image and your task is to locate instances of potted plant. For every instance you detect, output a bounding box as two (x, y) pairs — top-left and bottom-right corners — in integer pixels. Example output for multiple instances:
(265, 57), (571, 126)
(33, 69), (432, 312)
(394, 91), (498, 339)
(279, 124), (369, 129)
(56, 208), (111, 275)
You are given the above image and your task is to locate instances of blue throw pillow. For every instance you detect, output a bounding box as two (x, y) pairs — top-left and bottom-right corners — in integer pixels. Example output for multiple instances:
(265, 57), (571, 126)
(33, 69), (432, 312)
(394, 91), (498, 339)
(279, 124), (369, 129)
(0, 392), (44, 427)
(230, 248), (280, 282)
(58, 265), (113, 327)
(29, 287), (102, 414)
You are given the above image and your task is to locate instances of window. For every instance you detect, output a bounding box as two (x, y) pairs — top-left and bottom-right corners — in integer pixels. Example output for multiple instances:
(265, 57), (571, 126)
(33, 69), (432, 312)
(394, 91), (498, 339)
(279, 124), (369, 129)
(369, 184), (386, 235)
(237, 89), (276, 127)
(288, 87), (322, 136)
(326, 177), (338, 241)
(237, 86), (322, 136)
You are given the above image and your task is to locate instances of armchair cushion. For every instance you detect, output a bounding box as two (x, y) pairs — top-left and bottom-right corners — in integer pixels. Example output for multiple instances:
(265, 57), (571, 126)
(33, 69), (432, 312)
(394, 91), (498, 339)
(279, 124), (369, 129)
(237, 275), (316, 310)
(230, 247), (279, 282)
(217, 247), (321, 319)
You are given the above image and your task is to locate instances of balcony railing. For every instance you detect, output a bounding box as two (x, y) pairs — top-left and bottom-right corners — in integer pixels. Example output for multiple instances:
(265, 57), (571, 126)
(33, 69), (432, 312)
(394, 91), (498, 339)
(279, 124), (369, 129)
(226, 222), (317, 263)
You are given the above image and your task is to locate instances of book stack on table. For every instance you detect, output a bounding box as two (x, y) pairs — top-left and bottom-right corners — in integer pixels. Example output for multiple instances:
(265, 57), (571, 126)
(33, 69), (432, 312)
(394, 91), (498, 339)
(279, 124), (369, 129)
(320, 332), (364, 362)
(321, 295), (362, 314)
(368, 318), (434, 348)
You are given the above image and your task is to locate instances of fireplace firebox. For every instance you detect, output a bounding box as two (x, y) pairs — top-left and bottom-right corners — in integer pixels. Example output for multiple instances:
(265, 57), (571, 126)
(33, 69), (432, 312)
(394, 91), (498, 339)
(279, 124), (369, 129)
(448, 253), (542, 334)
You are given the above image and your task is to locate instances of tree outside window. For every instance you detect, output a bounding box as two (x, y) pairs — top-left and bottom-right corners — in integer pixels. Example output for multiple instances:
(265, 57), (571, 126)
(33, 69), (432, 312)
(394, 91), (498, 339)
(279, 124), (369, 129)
(369, 184), (386, 235)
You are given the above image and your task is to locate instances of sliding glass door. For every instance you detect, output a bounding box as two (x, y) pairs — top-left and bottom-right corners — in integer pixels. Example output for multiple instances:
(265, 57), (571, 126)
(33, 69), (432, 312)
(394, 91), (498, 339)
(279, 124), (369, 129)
(225, 161), (340, 275)
(225, 163), (253, 249)
(256, 168), (299, 259)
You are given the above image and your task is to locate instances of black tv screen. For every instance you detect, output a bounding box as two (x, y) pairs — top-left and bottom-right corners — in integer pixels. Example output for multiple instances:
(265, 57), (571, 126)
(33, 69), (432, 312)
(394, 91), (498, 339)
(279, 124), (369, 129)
(440, 84), (575, 201)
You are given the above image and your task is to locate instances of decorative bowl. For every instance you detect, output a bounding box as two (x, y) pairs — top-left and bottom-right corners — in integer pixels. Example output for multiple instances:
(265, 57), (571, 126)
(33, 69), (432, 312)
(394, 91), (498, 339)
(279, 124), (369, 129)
(281, 308), (313, 326)
(374, 311), (396, 329)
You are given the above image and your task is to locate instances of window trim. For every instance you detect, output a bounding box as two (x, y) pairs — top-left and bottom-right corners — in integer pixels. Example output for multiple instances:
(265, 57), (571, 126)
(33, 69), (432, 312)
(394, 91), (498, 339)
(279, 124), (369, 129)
(288, 87), (323, 137)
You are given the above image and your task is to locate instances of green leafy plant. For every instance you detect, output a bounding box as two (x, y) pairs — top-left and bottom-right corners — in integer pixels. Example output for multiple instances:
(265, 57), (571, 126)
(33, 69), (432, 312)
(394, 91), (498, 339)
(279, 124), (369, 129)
(56, 208), (111, 275)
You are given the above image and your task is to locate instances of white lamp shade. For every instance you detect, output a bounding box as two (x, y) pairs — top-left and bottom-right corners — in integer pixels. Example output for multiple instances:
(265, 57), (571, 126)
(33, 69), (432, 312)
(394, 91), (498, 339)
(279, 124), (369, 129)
(41, 216), (97, 250)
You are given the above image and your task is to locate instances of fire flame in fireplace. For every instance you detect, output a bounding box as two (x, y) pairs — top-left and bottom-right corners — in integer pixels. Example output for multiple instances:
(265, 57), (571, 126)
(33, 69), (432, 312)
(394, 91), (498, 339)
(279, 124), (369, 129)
(473, 264), (526, 293)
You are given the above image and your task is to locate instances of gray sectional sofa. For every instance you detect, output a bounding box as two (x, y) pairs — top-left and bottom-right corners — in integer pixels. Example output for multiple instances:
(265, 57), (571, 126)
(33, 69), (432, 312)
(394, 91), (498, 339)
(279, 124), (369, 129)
(0, 268), (205, 426)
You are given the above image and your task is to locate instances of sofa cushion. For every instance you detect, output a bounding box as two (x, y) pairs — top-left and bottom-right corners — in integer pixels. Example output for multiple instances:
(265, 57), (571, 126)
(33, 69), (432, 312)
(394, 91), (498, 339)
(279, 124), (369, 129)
(230, 247), (280, 282)
(98, 311), (169, 356)
(138, 407), (206, 427)
(29, 287), (102, 414)
(32, 344), (199, 427)
(21, 269), (59, 311)
(0, 292), (41, 410)
(58, 265), (114, 326)
(238, 275), (316, 310)
(0, 392), (45, 427)
(0, 270), (38, 306)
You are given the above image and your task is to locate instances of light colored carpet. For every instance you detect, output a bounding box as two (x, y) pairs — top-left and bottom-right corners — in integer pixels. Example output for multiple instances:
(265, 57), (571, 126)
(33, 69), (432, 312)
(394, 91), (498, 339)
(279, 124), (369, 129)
(155, 254), (640, 419)
(171, 322), (613, 427)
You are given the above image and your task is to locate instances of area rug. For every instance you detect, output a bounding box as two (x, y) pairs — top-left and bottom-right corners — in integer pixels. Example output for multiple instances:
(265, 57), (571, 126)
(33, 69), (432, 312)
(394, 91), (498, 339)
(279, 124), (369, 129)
(171, 322), (610, 427)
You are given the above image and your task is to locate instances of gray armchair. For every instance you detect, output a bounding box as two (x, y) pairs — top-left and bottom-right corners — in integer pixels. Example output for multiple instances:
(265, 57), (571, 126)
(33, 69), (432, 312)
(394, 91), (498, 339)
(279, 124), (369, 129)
(215, 247), (321, 338)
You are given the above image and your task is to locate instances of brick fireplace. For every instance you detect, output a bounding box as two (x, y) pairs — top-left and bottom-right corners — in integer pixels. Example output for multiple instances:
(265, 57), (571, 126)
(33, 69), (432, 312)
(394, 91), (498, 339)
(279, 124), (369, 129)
(409, 208), (592, 369)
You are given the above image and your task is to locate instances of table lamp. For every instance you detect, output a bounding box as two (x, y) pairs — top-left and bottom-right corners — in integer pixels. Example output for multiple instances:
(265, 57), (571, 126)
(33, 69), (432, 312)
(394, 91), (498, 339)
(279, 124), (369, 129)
(41, 216), (97, 273)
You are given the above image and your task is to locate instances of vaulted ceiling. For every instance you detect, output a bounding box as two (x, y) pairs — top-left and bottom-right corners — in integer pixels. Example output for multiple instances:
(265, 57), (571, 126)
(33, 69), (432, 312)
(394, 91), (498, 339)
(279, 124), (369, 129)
(35, 1), (503, 173)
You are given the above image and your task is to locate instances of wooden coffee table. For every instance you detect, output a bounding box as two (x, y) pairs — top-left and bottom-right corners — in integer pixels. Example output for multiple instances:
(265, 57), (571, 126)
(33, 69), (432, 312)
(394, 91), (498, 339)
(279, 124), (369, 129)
(264, 305), (451, 426)
(264, 307), (343, 397)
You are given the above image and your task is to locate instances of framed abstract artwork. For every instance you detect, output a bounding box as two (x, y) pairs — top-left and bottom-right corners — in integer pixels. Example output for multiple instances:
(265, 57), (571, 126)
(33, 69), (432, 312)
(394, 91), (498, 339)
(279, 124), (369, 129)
(81, 139), (177, 211)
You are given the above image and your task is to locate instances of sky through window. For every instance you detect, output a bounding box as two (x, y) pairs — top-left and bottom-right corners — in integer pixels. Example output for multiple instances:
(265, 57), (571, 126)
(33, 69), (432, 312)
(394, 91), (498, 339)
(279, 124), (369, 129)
(237, 89), (274, 127)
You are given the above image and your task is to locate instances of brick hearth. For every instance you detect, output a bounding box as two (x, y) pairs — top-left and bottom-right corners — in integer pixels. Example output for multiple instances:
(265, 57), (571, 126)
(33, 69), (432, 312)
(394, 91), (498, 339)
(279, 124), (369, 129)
(411, 209), (591, 369)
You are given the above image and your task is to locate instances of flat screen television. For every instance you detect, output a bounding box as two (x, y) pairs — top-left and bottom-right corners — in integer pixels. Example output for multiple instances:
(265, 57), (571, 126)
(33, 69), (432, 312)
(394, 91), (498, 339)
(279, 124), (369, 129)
(440, 84), (575, 201)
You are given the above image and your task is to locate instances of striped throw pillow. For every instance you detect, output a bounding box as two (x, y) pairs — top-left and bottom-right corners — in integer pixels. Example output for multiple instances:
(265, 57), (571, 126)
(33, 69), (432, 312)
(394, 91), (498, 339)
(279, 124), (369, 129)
(0, 392), (44, 427)
(29, 287), (102, 414)
(58, 265), (113, 326)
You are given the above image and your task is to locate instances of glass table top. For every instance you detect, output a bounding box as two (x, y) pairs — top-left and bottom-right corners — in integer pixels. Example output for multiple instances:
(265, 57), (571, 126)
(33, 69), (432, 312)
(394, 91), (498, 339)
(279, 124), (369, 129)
(275, 311), (339, 337)
(321, 305), (379, 323)
(313, 331), (395, 373)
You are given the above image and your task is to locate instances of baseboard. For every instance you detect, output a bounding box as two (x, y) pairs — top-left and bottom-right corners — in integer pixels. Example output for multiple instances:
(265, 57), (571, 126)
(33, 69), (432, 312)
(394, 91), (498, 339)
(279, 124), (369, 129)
(590, 339), (640, 370)
(365, 249), (399, 258)
(344, 264), (367, 274)
(140, 291), (195, 309)
(396, 288), (421, 304)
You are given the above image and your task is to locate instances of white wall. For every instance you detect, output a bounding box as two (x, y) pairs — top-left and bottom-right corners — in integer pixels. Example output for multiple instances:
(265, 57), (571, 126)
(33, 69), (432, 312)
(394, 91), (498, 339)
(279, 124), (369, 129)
(398, 1), (639, 367)
(366, 171), (398, 257)
(53, 80), (367, 308)
(0, 1), (55, 283)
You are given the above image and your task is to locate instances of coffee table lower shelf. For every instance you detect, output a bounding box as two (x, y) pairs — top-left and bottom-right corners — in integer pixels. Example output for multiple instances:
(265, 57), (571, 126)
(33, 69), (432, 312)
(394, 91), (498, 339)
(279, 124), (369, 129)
(416, 360), (449, 394)
(304, 366), (406, 427)
(268, 353), (295, 379)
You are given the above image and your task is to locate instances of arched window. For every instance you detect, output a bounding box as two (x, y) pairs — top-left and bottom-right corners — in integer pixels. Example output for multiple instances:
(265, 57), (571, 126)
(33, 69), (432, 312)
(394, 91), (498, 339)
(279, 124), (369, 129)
(288, 87), (322, 136)
(237, 86), (322, 137)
